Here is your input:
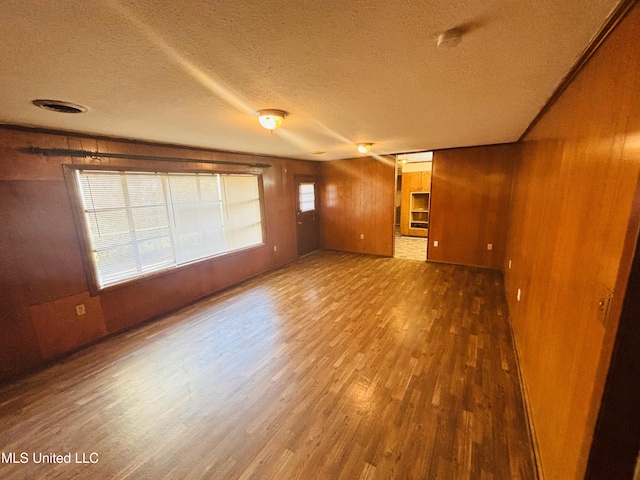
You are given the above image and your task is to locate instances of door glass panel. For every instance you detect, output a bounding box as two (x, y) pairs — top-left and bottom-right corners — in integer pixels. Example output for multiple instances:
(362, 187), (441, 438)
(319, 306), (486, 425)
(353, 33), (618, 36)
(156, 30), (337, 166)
(299, 182), (315, 212)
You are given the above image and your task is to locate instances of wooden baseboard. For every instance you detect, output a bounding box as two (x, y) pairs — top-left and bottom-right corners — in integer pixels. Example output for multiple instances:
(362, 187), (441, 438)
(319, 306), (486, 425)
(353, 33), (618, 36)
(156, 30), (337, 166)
(509, 321), (544, 480)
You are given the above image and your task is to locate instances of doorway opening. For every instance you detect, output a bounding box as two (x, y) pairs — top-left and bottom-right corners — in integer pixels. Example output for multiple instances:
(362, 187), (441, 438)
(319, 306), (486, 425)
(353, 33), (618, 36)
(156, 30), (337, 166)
(394, 152), (432, 261)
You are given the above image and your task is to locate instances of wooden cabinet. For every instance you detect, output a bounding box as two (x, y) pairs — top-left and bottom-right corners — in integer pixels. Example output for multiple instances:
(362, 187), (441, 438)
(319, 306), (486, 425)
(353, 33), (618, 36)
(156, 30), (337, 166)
(409, 192), (430, 237)
(408, 171), (431, 192)
(400, 171), (431, 237)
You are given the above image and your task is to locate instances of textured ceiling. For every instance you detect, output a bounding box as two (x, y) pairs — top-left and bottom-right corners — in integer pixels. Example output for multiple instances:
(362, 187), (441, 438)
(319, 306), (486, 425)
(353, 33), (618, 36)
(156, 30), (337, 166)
(0, 0), (621, 160)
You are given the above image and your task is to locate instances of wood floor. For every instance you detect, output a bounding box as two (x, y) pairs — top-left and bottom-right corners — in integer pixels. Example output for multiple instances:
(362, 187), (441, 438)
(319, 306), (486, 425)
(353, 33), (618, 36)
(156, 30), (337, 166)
(0, 251), (536, 479)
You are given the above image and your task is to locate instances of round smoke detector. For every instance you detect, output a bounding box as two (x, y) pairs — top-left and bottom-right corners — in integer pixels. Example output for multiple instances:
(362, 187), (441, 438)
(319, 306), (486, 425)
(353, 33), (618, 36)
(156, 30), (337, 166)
(32, 99), (88, 114)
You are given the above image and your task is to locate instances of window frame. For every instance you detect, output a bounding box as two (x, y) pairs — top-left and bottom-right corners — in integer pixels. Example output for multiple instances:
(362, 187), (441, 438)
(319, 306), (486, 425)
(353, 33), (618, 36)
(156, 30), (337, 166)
(64, 164), (267, 295)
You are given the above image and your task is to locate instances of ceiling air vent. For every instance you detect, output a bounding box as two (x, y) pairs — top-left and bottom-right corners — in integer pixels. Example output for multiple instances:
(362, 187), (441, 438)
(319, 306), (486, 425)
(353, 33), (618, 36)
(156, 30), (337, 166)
(32, 99), (88, 114)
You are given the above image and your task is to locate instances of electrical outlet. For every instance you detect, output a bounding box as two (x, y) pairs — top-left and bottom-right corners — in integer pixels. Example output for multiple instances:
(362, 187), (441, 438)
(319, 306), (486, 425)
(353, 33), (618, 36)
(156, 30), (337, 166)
(75, 304), (86, 316)
(434, 240), (439, 247)
(508, 259), (512, 269)
(487, 243), (493, 251)
(360, 234), (364, 239)
(517, 289), (521, 302)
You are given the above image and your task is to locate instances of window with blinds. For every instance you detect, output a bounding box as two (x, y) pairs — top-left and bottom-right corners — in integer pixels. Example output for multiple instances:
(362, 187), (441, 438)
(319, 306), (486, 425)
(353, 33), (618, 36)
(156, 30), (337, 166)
(75, 170), (264, 289)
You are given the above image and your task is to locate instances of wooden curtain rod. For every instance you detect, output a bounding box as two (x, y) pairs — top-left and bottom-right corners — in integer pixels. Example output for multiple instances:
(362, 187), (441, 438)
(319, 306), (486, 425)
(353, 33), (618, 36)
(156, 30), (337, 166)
(20, 147), (272, 168)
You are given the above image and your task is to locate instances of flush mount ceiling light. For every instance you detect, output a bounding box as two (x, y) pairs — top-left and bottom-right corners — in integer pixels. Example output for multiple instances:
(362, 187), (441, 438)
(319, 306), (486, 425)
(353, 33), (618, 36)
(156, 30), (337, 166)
(356, 143), (373, 154)
(437, 28), (462, 49)
(32, 99), (88, 114)
(257, 109), (287, 130)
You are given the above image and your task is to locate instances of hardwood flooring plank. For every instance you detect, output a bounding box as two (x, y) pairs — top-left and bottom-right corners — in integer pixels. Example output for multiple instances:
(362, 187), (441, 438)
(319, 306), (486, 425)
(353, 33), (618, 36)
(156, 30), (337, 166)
(0, 251), (536, 479)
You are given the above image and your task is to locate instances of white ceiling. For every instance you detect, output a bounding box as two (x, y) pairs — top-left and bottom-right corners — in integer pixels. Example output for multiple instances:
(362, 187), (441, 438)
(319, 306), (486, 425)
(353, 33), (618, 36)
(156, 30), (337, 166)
(0, 0), (621, 161)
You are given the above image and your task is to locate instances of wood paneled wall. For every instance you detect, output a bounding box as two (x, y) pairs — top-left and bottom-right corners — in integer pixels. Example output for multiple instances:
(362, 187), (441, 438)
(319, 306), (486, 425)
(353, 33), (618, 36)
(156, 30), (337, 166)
(504, 4), (640, 479)
(429, 144), (515, 270)
(0, 127), (319, 382)
(319, 156), (395, 256)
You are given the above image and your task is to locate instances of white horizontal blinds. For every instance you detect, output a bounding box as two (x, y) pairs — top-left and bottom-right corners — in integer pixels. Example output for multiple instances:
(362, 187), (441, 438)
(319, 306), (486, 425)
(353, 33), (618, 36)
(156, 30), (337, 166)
(167, 173), (225, 264)
(77, 171), (174, 287)
(124, 173), (174, 272)
(298, 182), (315, 212)
(221, 175), (263, 251)
(76, 170), (264, 289)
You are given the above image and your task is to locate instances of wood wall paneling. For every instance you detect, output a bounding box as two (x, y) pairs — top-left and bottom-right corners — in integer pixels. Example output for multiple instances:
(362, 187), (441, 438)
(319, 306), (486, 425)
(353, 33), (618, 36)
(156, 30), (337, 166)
(319, 156), (394, 256)
(320, 159), (359, 252)
(100, 260), (208, 334)
(29, 292), (107, 360)
(0, 127), (319, 382)
(8, 181), (89, 305)
(369, 158), (395, 255)
(504, 4), (640, 479)
(100, 245), (276, 334)
(0, 129), (70, 181)
(0, 184), (43, 378)
(429, 144), (515, 270)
